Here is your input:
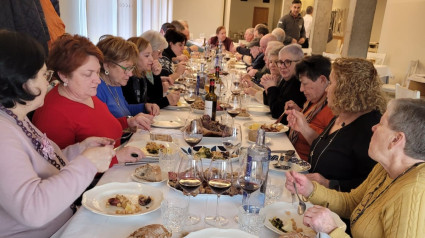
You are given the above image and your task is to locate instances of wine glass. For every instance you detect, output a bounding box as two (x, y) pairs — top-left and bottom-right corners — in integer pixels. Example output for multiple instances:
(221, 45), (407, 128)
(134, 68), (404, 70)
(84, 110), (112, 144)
(184, 84), (196, 114)
(222, 124), (242, 160)
(184, 119), (203, 155)
(230, 74), (242, 95)
(177, 154), (203, 225)
(204, 159), (233, 227)
(227, 94), (241, 122)
(238, 160), (265, 209)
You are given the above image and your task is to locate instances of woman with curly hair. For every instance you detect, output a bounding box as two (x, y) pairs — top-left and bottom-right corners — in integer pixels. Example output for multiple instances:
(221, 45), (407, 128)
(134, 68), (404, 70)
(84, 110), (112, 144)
(287, 58), (387, 192)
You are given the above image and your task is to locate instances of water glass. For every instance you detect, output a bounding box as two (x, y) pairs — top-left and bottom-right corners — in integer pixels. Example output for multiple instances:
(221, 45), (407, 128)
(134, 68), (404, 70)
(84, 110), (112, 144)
(161, 199), (188, 233)
(159, 150), (180, 181)
(238, 205), (265, 236)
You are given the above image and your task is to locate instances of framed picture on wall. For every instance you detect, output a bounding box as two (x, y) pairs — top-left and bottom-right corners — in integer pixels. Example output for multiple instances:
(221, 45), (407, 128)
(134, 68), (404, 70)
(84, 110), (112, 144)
(263, 0), (270, 2)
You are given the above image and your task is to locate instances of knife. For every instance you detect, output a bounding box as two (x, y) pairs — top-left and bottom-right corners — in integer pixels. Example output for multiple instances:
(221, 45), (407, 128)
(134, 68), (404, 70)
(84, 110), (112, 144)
(124, 159), (159, 166)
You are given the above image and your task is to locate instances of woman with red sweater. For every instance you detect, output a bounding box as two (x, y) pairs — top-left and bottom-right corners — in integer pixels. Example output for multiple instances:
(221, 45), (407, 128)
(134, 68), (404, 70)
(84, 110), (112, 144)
(33, 34), (145, 166)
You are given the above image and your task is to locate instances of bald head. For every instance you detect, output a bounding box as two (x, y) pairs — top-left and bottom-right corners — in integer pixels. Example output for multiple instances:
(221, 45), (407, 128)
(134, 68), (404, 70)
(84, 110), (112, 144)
(260, 33), (277, 53)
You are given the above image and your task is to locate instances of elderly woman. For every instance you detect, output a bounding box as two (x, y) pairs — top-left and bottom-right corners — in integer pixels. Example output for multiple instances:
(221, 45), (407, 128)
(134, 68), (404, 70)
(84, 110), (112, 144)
(122, 36), (179, 108)
(286, 98), (425, 237)
(0, 30), (115, 237)
(33, 34), (144, 166)
(261, 44), (306, 123)
(96, 35), (159, 126)
(208, 26), (236, 53)
(287, 58), (387, 192)
(159, 29), (187, 82)
(285, 55), (334, 161)
(243, 42), (284, 102)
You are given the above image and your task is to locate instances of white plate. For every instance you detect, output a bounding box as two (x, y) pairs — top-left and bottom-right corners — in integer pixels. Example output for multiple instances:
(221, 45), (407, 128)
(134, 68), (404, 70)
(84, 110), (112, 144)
(125, 140), (179, 157)
(131, 171), (168, 184)
(263, 202), (346, 236)
(152, 115), (185, 128)
(247, 105), (270, 115)
(193, 109), (225, 115)
(164, 105), (190, 110)
(181, 145), (239, 162)
(247, 136), (271, 144)
(236, 114), (252, 120)
(243, 121), (289, 135)
(234, 64), (247, 69)
(82, 182), (163, 217)
(186, 228), (257, 238)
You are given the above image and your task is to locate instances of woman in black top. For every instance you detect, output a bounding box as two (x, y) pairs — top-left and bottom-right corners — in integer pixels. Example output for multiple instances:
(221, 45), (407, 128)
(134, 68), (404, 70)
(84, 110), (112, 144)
(122, 37), (179, 108)
(287, 58), (387, 192)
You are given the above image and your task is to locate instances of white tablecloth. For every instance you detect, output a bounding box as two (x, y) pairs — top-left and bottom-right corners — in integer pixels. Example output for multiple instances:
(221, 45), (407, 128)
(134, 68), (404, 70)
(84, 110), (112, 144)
(52, 102), (296, 238)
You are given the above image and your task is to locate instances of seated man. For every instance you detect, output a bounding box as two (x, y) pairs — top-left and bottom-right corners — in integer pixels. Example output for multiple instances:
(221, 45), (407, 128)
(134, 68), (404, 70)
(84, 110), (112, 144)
(261, 44), (306, 123)
(246, 33), (278, 77)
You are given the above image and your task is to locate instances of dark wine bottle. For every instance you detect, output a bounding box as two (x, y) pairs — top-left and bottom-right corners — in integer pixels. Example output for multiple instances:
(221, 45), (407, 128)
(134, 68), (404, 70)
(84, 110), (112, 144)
(204, 78), (217, 121)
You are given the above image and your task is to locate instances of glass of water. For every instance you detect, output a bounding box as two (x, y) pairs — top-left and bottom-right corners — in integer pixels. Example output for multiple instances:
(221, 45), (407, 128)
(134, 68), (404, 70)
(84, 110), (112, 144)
(238, 205), (266, 236)
(161, 199), (188, 233)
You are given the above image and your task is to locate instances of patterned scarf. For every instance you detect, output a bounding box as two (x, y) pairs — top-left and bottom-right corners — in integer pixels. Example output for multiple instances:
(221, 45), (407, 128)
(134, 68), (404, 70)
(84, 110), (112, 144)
(289, 94), (328, 144)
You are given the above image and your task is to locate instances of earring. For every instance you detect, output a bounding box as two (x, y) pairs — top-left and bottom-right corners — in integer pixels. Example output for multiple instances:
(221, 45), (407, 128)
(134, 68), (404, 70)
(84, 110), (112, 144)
(105, 70), (109, 75)
(64, 82), (68, 87)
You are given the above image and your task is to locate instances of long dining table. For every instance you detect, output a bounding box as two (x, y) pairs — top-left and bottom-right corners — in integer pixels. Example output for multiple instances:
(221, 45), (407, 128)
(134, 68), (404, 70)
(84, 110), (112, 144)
(52, 93), (299, 238)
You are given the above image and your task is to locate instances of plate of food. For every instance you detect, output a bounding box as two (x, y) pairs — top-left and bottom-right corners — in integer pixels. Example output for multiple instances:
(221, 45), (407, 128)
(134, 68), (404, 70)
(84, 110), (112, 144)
(164, 99), (190, 110)
(264, 202), (346, 237)
(269, 156), (311, 173)
(152, 115), (185, 129)
(125, 140), (179, 158)
(243, 121), (289, 135)
(191, 100), (225, 115)
(185, 228), (256, 238)
(247, 105), (270, 115)
(236, 110), (251, 120)
(131, 164), (168, 184)
(82, 182), (163, 217)
(181, 145), (239, 162)
(185, 115), (229, 138)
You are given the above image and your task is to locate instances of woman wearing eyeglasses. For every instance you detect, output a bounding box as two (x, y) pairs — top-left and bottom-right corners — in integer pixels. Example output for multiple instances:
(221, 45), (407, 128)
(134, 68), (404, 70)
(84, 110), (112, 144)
(260, 44), (306, 124)
(285, 98), (425, 238)
(0, 30), (115, 237)
(96, 35), (159, 129)
(33, 34), (144, 166)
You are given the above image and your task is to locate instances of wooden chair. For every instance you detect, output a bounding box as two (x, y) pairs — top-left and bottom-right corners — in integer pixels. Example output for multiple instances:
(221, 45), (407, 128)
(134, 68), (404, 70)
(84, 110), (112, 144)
(382, 60), (419, 94)
(367, 52), (386, 65)
(395, 83), (420, 99)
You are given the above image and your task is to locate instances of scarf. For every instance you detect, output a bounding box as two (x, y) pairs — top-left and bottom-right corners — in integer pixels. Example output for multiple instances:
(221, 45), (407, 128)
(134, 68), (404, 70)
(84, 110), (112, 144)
(289, 94), (328, 144)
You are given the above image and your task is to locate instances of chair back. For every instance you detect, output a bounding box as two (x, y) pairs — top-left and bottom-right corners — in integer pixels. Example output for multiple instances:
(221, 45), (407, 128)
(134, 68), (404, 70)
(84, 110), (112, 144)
(367, 52), (386, 65)
(395, 83), (420, 99)
(403, 60), (419, 87)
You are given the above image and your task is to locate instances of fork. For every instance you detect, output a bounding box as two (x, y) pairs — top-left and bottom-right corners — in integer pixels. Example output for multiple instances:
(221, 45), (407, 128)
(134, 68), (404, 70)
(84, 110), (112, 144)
(293, 182), (307, 215)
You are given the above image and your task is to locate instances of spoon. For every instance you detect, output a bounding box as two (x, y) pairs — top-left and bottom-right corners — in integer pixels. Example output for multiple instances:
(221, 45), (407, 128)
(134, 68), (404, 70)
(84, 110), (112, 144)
(293, 182), (307, 215)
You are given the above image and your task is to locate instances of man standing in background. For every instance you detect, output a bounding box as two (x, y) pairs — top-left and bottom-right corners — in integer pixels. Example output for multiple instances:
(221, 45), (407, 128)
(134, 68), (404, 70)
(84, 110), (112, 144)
(302, 6), (313, 48)
(277, 0), (306, 46)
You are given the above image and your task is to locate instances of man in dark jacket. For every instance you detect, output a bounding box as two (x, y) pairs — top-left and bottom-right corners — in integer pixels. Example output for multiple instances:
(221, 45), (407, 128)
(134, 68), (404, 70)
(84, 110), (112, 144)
(277, 0), (306, 46)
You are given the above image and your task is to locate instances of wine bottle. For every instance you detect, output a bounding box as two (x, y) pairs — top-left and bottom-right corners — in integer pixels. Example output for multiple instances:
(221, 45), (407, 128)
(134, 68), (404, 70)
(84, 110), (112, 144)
(196, 63), (207, 95)
(204, 78), (217, 121)
(243, 129), (271, 207)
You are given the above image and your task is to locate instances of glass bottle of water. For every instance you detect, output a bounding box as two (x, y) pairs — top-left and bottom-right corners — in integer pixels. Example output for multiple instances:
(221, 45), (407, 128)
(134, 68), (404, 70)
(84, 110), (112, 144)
(242, 129), (271, 207)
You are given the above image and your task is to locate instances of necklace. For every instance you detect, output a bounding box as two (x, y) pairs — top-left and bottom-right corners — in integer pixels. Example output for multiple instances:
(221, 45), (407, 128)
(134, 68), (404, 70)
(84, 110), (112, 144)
(104, 80), (121, 107)
(0, 105), (66, 170)
(309, 117), (345, 172)
(350, 162), (424, 226)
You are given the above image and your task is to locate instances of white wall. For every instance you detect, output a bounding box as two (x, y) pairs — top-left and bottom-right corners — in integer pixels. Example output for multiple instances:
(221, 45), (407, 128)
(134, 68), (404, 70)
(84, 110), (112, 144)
(173, 0), (225, 40)
(227, 0), (275, 39)
(370, 0), (386, 42)
(379, 0), (425, 83)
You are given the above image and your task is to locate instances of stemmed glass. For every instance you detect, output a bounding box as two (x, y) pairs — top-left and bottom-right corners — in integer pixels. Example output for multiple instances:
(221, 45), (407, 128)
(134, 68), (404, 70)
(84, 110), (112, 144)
(230, 74), (242, 95)
(183, 119), (203, 156)
(177, 154), (203, 225)
(184, 84), (196, 114)
(204, 159), (233, 227)
(222, 124), (242, 160)
(238, 160), (265, 208)
(227, 94), (241, 122)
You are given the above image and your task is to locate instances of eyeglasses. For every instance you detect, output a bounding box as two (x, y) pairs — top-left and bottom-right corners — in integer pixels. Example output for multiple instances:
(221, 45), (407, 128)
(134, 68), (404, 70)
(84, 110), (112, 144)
(277, 59), (300, 68)
(43, 70), (54, 82)
(110, 61), (136, 74)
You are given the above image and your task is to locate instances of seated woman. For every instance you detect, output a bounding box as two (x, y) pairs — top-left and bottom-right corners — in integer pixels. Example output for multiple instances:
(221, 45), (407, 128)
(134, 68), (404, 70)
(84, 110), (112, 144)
(122, 36), (179, 108)
(243, 42), (283, 102)
(208, 26), (235, 53)
(33, 34), (144, 166)
(285, 55), (334, 161)
(286, 58), (387, 192)
(0, 30), (114, 237)
(260, 44), (306, 123)
(96, 35), (159, 124)
(159, 29), (187, 82)
(286, 98), (425, 237)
